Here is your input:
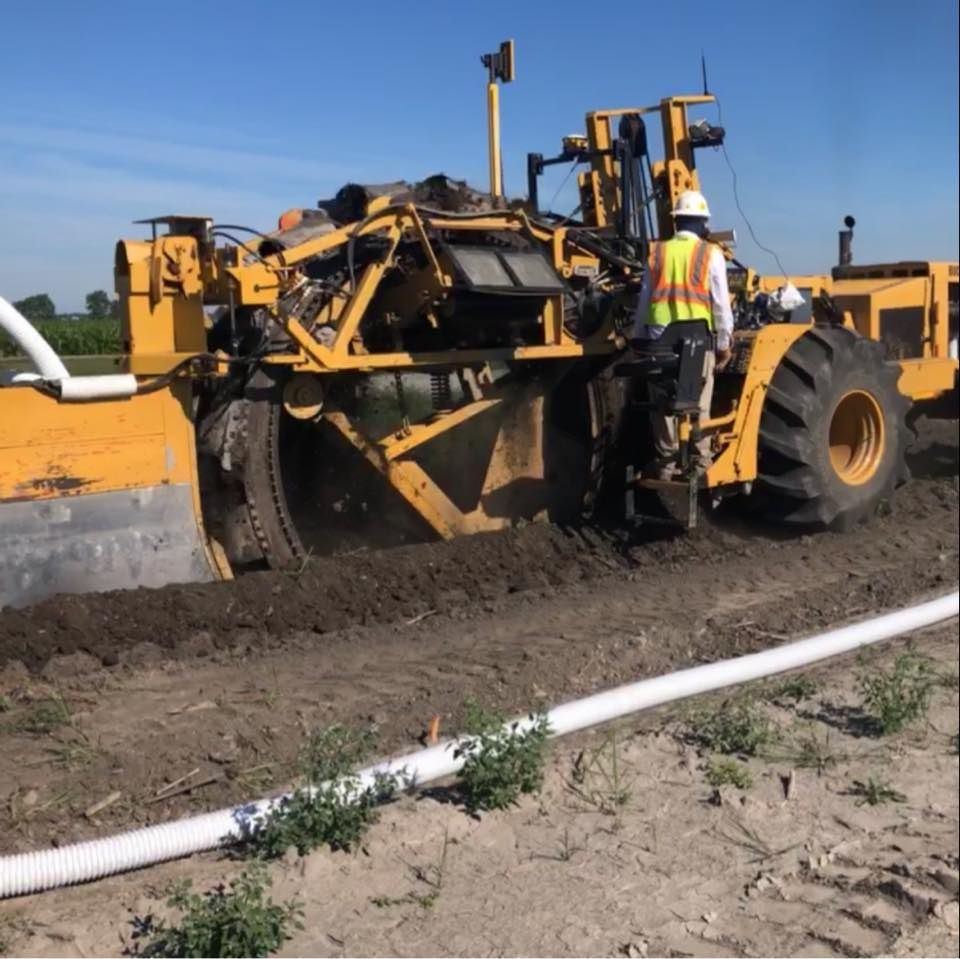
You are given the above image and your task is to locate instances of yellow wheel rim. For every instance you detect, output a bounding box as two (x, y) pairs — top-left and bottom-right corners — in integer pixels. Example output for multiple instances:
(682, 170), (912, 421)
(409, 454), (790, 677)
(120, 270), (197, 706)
(828, 390), (885, 486)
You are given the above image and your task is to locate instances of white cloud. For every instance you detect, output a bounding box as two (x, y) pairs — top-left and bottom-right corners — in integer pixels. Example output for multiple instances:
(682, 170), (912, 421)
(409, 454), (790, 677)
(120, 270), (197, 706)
(1, 152), (297, 218)
(0, 121), (366, 185)
(0, 120), (378, 309)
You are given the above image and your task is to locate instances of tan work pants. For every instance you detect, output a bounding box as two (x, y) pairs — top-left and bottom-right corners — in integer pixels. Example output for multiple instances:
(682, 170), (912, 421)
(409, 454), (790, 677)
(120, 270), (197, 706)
(651, 350), (716, 476)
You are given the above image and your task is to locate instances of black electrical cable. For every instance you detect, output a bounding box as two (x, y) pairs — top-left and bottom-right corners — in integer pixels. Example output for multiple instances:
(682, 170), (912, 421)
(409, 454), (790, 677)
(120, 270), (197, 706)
(134, 354), (214, 395)
(640, 154), (656, 241)
(342, 204), (411, 290)
(136, 348), (270, 396)
(714, 96), (789, 282)
(544, 159), (580, 215)
(555, 204), (583, 228)
(565, 228), (643, 271)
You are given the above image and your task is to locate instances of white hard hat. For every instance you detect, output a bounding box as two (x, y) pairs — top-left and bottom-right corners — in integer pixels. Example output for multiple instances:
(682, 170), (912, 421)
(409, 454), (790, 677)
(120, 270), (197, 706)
(671, 190), (711, 219)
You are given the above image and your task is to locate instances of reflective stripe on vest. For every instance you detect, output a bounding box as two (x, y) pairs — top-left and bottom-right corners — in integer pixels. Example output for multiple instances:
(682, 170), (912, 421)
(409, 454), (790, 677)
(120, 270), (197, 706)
(647, 236), (714, 328)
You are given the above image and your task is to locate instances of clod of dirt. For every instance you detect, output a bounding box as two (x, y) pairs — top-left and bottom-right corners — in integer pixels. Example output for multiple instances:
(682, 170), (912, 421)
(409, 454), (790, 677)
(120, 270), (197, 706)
(40, 651), (102, 681)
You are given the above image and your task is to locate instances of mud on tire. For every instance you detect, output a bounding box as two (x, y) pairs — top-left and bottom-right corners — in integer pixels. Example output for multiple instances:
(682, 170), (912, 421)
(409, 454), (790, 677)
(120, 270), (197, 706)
(756, 325), (910, 530)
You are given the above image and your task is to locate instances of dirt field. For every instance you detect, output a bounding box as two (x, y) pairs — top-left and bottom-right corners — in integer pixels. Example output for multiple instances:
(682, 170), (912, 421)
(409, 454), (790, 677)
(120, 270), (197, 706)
(0, 418), (957, 957)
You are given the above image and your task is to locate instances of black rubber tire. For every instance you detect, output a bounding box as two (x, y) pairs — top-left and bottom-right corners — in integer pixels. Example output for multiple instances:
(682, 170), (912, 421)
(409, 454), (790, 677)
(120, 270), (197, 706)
(756, 325), (910, 531)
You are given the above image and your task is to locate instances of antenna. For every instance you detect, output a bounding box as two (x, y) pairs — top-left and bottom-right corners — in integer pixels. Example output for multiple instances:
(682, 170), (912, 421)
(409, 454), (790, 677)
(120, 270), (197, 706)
(481, 40), (515, 199)
(700, 51), (710, 96)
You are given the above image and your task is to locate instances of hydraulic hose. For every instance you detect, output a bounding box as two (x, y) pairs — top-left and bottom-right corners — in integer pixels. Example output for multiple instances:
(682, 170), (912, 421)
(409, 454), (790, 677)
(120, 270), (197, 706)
(0, 590), (956, 899)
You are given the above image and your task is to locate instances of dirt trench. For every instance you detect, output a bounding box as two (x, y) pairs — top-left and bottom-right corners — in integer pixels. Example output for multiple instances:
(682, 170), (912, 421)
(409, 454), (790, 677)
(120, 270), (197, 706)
(1, 420), (957, 675)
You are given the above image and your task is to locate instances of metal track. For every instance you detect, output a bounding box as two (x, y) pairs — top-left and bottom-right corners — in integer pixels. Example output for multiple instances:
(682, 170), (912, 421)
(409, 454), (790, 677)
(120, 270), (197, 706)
(237, 371), (305, 568)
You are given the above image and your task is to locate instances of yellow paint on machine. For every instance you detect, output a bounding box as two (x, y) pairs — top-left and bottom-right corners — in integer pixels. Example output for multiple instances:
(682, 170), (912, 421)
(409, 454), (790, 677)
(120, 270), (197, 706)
(0, 383), (197, 502)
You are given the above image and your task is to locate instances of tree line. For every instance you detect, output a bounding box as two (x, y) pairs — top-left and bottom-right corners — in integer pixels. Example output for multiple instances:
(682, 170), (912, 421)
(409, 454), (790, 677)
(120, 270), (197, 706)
(3, 291), (121, 357)
(12, 290), (119, 323)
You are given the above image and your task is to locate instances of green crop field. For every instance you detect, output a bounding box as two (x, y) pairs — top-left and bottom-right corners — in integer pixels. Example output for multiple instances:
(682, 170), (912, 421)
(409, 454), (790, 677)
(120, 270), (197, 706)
(0, 318), (120, 357)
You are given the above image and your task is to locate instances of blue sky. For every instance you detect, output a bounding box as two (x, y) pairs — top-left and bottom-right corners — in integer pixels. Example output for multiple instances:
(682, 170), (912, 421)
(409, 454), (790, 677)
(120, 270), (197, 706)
(1, 0), (957, 312)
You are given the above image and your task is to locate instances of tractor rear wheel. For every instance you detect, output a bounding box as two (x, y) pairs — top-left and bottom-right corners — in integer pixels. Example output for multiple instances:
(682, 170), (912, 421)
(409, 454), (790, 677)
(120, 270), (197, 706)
(756, 325), (909, 530)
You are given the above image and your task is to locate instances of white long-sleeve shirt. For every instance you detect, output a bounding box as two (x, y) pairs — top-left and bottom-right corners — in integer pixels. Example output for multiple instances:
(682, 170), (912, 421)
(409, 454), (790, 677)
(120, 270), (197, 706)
(631, 231), (734, 350)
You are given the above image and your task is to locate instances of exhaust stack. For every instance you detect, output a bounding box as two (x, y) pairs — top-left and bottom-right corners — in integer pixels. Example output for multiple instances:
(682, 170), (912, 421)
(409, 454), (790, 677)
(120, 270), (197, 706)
(838, 214), (856, 267)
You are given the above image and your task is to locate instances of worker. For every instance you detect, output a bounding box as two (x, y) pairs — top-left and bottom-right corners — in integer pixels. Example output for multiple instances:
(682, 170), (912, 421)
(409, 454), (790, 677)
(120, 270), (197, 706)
(633, 189), (734, 479)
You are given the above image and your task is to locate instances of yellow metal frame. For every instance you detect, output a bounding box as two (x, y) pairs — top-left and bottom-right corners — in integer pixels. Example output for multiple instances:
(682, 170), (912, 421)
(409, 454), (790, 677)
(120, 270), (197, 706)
(483, 38), (514, 199)
(323, 379), (552, 540)
(579, 96), (714, 233)
(704, 324), (811, 487)
(324, 409), (511, 539)
(752, 263), (959, 403)
(0, 381), (230, 581)
(108, 91), (956, 516)
(116, 204), (619, 378)
(5, 48), (958, 607)
(487, 81), (503, 199)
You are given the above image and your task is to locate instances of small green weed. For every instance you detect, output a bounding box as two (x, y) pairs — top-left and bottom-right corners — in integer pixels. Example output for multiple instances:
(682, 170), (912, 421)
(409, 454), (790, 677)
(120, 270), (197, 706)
(45, 737), (98, 770)
(683, 694), (777, 756)
(860, 654), (935, 735)
(455, 701), (550, 813)
(250, 725), (392, 859)
(295, 723), (374, 785)
(568, 730), (633, 815)
(767, 728), (843, 776)
(4, 694), (72, 735)
(768, 675), (819, 704)
(705, 757), (752, 789)
(850, 776), (907, 807)
(371, 830), (450, 911)
(130, 864), (302, 958)
(370, 890), (438, 910)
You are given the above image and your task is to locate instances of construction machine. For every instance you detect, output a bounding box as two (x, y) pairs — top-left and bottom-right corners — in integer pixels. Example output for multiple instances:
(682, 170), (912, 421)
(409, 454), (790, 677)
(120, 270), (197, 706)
(1, 41), (957, 608)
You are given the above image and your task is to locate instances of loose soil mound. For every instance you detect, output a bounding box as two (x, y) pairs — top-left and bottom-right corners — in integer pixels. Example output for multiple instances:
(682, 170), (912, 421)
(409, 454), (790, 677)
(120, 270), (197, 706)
(0, 524), (630, 671)
(1, 418), (956, 674)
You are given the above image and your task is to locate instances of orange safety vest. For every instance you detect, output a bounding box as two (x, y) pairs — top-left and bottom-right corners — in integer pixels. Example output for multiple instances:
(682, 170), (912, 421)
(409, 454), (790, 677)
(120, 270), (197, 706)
(647, 235), (713, 328)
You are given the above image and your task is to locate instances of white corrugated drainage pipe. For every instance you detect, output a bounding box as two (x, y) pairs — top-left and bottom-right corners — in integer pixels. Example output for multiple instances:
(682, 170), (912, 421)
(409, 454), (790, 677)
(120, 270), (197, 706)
(1, 295), (139, 401)
(0, 295), (70, 381)
(58, 374), (138, 401)
(1, 590), (957, 899)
